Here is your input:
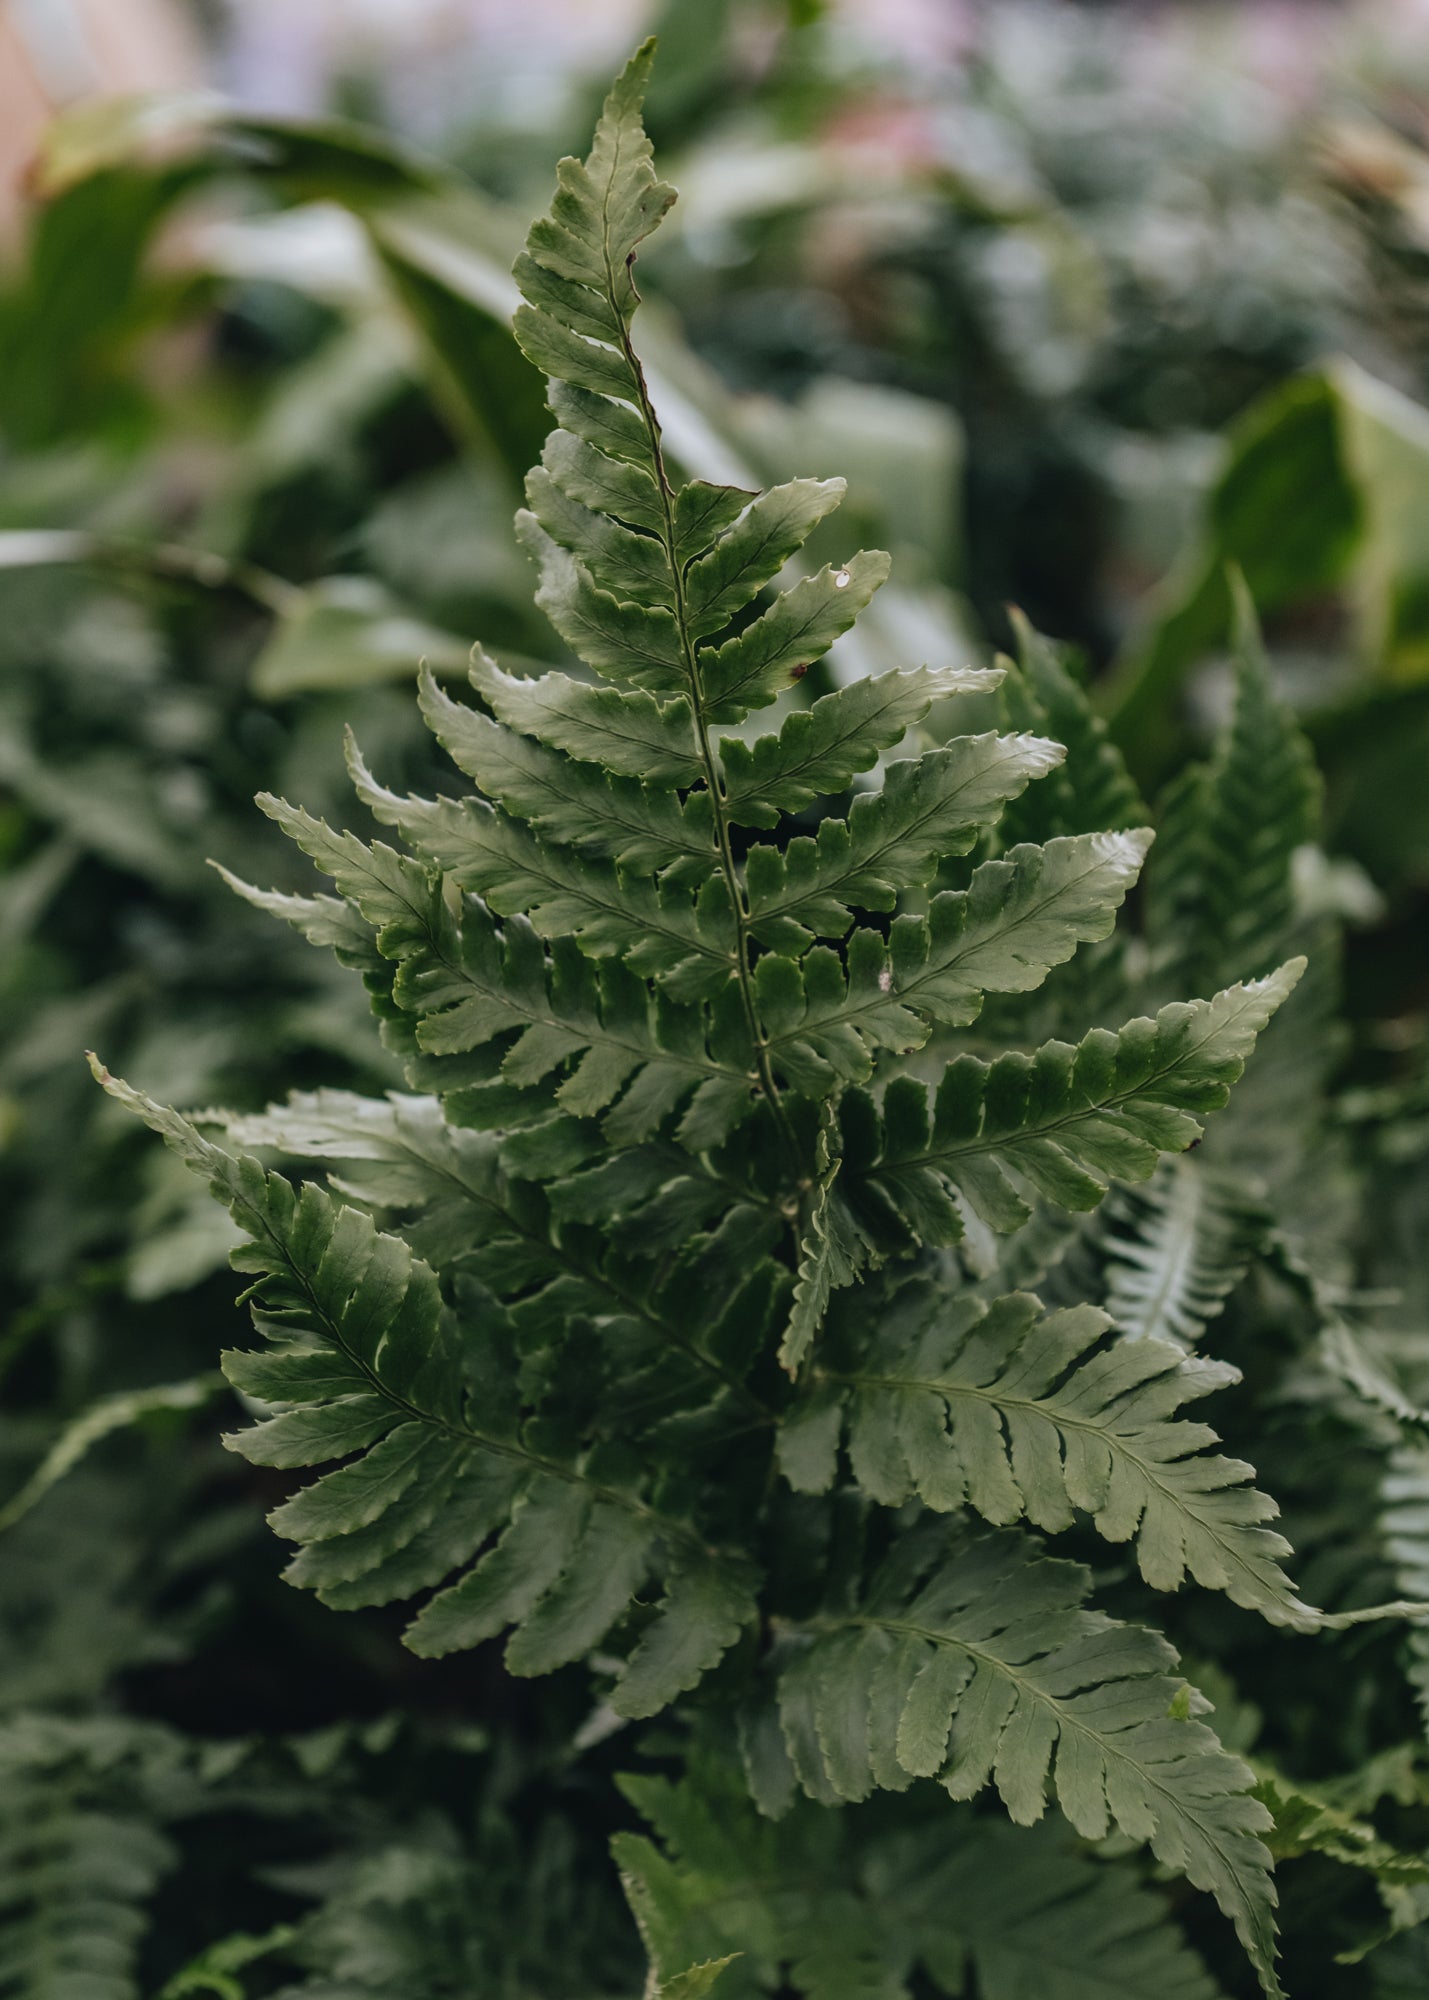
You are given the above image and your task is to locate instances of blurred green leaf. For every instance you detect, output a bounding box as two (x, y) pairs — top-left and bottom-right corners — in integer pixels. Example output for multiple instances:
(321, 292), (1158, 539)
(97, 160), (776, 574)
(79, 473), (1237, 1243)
(1109, 361), (1429, 775)
(249, 575), (471, 697)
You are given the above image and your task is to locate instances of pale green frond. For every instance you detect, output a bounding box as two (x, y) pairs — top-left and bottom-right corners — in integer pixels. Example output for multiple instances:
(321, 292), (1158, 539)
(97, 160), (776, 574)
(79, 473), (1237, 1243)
(90, 1067), (755, 1708)
(211, 863), (382, 971)
(419, 665), (710, 875)
(777, 1109), (881, 1377)
(683, 477), (846, 637)
(516, 512), (688, 699)
(0, 1376), (223, 1536)
(469, 646), (702, 787)
(756, 832), (1152, 1094)
(996, 610), (1148, 845)
(1103, 1157), (1268, 1348)
(696, 553), (892, 723)
(345, 737), (737, 998)
(1381, 1447), (1429, 1736)
(386, 894), (755, 1148)
(0, 1716), (192, 2000)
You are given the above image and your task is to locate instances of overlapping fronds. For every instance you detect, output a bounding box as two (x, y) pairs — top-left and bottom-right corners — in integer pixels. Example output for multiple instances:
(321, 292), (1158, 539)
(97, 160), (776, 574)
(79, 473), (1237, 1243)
(839, 965), (1301, 1246)
(92, 1067), (757, 1715)
(768, 1524), (1281, 1993)
(615, 1751), (1222, 2000)
(1102, 1156), (1269, 1348)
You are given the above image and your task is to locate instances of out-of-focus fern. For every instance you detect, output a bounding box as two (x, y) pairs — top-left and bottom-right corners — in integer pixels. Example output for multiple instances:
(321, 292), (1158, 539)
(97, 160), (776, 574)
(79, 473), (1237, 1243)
(0, 1716), (189, 2000)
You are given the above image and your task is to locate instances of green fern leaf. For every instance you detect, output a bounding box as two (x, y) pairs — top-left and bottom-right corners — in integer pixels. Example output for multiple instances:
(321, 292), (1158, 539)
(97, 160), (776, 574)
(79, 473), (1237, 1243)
(418, 665), (711, 877)
(718, 663), (1003, 828)
(616, 1753), (1224, 2000)
(777, 1525), (1281, 1995)
(744, 734), (1065, 954)
(778, 1281), (1309, 1624)
(0, 1715), (191, 2000)
(469, 647), (702, 787)
(758, 831), (1152, 1094)
(996, 610), (1149, 845)
(89, 1066), (757, 1708)
(846, 964), (1302, 1240)
(343, 745), (735, 998)
(682, 476), (846, 637)
(1146, 577), (1321, 995)
(1103, 1157), (1269, 1347)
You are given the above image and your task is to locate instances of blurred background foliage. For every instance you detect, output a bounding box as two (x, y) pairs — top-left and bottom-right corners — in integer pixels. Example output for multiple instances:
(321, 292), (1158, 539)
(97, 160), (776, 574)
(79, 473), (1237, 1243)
(9, 0), (1429, 1992)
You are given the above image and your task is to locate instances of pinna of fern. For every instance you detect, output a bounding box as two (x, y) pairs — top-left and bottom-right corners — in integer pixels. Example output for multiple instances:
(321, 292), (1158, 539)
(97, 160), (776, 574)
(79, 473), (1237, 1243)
(92, 42), (1366, 2000)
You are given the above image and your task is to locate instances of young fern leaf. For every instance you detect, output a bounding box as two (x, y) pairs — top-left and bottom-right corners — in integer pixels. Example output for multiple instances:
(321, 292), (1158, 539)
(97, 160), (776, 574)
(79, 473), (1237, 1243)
(89, 1065), (757, 1713)
(777, 1281), (1310, 1626)
(774, 1526), (1281, 1996)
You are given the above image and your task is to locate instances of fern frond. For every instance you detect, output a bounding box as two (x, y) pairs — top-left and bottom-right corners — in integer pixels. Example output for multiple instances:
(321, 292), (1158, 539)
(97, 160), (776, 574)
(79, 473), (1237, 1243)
(341, 748), (736, 1001)
(1103, 1157), (1268, 1348)
(510, 40), (887, 724)
(774, 1524), (1281, 1995)
(719, 663), (1003, 828)
(996, 609), (1149, 845)
(248, 793), (757, 1146)
(759, 831), (1152, 1092)
(91, 1067), (758, 1713)
(0, 1715), (189, 2000)
(616, 1752), (1223, 2000)
(468, 647), (703, 787)
(1145, 577), (1321, 996)
(744, 734), (1065, 954)
(1382, 1447), (1429, 1736)
(843, 964), (1301, 1242)
(1256, 1765), (1429, 1961)
(777, 1281), (1309, 1624)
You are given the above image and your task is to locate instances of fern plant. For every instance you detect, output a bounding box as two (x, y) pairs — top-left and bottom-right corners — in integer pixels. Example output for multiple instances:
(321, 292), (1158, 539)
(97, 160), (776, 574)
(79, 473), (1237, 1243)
(93, 45), (1379, 1998)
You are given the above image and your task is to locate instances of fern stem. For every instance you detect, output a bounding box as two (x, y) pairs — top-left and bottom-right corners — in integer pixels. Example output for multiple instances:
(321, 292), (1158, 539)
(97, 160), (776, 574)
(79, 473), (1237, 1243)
(609, 252), (804, 1186)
